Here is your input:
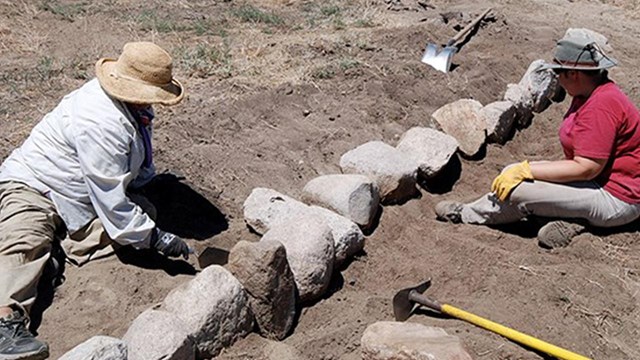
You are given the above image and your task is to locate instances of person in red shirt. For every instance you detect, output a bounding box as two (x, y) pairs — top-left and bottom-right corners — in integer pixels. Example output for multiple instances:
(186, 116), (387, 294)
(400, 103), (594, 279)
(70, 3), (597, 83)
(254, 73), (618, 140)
(435, 32), (640, 249)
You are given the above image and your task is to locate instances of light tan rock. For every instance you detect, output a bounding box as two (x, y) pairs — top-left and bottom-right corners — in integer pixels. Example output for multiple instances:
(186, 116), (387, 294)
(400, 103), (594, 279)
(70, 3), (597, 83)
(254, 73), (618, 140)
(227, 240), (296, 340)
(431, 99), (486, 157)
(361, 321), (473, 360)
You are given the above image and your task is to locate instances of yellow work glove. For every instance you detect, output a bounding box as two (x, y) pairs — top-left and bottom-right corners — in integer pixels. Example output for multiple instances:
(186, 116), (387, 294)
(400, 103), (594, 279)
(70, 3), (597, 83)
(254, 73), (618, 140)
(491, 161), (533, 201)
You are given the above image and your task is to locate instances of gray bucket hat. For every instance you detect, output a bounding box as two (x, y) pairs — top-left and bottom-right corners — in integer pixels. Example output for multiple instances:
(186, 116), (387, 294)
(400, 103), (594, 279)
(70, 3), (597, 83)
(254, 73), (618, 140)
(541, 33), (617, 71)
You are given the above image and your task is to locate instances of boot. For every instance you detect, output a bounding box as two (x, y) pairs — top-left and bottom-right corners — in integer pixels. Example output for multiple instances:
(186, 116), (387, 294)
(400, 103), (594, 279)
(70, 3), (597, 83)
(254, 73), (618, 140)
(434, 200), (464, 223)
(0, 311), (49, 360)
(538, 220), (585, 249)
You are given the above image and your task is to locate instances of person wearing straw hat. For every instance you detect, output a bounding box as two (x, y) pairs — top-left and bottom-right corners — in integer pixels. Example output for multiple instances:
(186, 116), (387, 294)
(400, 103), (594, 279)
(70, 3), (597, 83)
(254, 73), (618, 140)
(0, 42), (191, 359)
(435, 31), (640, 249)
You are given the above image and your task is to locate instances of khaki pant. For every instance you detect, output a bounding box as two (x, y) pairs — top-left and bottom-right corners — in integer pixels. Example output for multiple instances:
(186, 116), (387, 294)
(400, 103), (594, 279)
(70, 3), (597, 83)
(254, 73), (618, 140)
(0, 181), (156, 314)
(460, 180), (640, 227)
(0, 181), (62, 313)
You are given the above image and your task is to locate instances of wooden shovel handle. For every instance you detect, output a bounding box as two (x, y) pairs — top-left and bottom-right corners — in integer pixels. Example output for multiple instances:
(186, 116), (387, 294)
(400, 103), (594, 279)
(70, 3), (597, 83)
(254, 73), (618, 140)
(448, 8), (492, 46)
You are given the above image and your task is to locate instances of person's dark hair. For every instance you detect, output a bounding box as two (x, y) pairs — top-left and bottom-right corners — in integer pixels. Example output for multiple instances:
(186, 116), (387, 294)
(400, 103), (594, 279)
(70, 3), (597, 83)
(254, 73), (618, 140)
(553, 68), (609, 84)
(581, 69), (608, 78)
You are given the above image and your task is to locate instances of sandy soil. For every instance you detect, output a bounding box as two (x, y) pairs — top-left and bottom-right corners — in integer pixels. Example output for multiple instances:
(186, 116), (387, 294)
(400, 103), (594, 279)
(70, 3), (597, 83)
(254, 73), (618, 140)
(2, 0), (640, 359)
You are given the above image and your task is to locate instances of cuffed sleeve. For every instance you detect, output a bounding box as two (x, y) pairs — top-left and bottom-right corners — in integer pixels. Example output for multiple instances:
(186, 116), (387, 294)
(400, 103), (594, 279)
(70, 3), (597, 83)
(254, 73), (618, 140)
(75, 120), (155, 249)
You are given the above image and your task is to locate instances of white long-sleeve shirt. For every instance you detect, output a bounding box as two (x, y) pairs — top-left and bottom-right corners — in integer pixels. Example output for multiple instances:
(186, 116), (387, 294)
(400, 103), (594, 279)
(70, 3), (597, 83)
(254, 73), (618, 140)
(0, 79), (156, 249)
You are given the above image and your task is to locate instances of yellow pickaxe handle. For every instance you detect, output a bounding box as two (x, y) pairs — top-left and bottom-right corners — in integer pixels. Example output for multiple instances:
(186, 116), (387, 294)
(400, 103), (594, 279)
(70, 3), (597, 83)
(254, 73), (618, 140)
(409, 291), (591, 360)
(442, 303), (591, 360)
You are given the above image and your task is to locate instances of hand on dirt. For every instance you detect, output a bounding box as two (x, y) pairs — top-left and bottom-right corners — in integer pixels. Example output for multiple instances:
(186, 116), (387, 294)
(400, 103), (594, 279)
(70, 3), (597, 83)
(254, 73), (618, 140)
(152, 228), (192, 260)
(490, 160), (533, 201)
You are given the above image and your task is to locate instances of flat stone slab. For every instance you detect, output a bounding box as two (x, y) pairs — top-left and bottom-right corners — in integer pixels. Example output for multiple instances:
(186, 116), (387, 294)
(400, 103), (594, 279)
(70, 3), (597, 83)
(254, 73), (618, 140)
(361, 321), (473, 360)
(339, 141), (418, 204)
(227, 239), (296, 340)
(163, 265), (254, 359)
(431, 99), (486, 157)
(396, 127), (458, 179)
(302, 174), (380, 228)
(58, 336), (127, 360)
(261, 215), (334, 303)
(123, 309), (195, 360)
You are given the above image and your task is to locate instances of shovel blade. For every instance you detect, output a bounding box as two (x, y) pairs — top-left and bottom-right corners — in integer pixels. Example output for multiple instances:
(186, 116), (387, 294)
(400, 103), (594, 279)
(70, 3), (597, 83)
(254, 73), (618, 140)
(421, 43), (457, 73)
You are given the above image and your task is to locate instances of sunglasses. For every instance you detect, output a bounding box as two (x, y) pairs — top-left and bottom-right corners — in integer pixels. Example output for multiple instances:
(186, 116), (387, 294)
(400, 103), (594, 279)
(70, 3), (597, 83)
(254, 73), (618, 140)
(552, 68), (568, 75)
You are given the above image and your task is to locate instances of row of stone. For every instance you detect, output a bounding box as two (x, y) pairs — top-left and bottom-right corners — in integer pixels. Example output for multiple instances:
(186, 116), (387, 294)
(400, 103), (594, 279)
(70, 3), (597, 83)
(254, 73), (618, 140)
(442, 27), (612, 158)
(435, 59), (564, 158)
(55, 320), (475, 360)
(57, 27), (610, 360)
(52, 63), (558, 360)
(55, 58), (553, 360)
(60, 265), (254, 359)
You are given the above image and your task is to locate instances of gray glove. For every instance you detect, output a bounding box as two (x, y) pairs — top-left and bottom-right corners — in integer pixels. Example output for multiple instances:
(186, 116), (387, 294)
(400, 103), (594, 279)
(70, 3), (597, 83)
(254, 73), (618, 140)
(152, 228), (191, 259)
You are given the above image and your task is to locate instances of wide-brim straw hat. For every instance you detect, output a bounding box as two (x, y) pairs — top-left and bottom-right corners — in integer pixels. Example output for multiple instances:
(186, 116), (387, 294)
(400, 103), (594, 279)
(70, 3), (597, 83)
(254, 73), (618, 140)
(541, 32), (617, 71)
(96, 42), (184, 106)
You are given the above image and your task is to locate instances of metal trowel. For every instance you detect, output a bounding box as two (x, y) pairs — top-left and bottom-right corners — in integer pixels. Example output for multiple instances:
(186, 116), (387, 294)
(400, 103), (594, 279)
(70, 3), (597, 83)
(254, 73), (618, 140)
(421, 8), (492, 73)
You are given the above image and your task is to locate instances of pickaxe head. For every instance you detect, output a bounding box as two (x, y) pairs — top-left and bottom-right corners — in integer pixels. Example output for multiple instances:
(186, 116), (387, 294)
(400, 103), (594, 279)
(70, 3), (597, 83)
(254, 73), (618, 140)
(392, 278), (431, 321)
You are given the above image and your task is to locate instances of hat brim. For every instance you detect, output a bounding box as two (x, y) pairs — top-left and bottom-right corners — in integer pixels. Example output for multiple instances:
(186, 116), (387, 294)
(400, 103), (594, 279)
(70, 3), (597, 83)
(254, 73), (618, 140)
(95, 58), (184, 106)
(539, 56), (618, 71)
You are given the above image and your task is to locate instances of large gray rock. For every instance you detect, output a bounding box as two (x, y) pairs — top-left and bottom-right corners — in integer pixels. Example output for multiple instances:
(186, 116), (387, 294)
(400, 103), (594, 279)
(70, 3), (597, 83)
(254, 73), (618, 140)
(395, 127), (458, 178)
(58, 336), (127, 360)
(504, 84), (535, 128)
(227, 239), (296, 340)
(481, 101), (517, 144)
(243, 188), (308, 235)
(506, 59), (564, 123)
(302, 174), (380, 228)
(123, 309), (195, 360)
(361, 322), (473, 360)
(243, 188), (365, 266)
(310, 205), (364, 266)
(339, 141), (418, 204)
(163, 265), (254, 359)
(261, 215), (334, 303)
(431, 99), (486, 157)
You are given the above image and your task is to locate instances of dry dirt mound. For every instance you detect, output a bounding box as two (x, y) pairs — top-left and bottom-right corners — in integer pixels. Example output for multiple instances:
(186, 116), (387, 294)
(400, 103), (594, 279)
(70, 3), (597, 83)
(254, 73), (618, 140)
(2, 0), (640, 359)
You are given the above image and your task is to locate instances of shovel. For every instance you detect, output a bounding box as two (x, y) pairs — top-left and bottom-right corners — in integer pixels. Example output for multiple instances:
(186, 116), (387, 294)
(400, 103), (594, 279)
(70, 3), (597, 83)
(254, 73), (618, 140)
(393, 279), (592, 360)
(421, 8), (492, 73)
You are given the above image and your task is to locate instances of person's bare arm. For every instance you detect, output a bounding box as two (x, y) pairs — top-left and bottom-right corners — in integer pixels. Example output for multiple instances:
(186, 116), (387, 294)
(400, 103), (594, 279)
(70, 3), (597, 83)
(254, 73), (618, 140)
(530, 156), (607, 183)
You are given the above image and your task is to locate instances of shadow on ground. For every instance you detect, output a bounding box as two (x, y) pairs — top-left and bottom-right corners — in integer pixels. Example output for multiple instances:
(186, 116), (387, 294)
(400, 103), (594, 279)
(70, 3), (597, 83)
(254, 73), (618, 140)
(31, 175), (228, 332)
(142, 174), (229, 240)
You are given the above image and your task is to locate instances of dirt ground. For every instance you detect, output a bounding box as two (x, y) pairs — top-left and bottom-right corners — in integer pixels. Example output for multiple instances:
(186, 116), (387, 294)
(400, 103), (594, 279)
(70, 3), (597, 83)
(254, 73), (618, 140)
(2, 0), (640, 359)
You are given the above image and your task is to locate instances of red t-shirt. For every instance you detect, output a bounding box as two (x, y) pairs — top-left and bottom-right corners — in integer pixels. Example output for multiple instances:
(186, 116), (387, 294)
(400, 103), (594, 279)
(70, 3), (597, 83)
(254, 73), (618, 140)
(559, 81), (640, 204)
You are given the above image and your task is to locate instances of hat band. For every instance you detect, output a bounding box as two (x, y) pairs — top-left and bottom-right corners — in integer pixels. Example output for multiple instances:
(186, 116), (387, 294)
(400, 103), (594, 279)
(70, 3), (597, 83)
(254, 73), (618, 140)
(109, 70), (173, 87)
(553, 58), (600, 68)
